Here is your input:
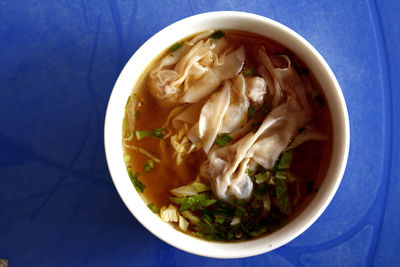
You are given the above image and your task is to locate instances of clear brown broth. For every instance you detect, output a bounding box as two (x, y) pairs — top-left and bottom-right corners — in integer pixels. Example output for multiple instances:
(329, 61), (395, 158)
(123, 30), (333, 230)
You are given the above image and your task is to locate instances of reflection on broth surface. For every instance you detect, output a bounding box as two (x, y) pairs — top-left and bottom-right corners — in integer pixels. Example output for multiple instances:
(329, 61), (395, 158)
(123, 30), (332, 241)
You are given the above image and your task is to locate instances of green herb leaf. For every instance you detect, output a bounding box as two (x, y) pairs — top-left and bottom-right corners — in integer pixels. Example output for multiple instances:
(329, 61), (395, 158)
(170, 197), (186, 205)
(173, 193), (213, 212)
(214, 216), (225, 224)
(148, 159), (154, 168)
(169, 42), (182, 52)
(144, 159), (154, 173)
(277, 151), (292, 170)
(297, 126), (305, 133)
(147, 203), (159, 213)
(209, 30), (225, 39)
(127, 168), (145, 193)
(135, 129), (166, 140)
(197, 198), (217, 208)
(242, 68), (255, 77)
(275, 178), (291, 215)
(248, 105), (256, 117)
(245, 167), (253, 175)
(144, 164), (151, 173)
(215, 133), (233, 147)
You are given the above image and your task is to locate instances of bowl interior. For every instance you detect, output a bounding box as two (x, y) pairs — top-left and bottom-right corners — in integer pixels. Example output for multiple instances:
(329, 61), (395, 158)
(104, 11), (349, 258)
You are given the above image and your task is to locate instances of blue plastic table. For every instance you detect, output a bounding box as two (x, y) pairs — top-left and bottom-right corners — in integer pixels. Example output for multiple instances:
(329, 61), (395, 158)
(1, 1), (399, 266)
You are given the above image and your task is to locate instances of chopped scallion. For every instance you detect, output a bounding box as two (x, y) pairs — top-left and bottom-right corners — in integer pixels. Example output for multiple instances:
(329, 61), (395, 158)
(127, 168), (145, 193)
(148, 203), (159, 213)
(123, 118), (127, 130)
(215, 133), (233, 147)
(184, 40), (194, 46)
(135, 129), (166, 140)
(135, 130), (152, 140)
(209, 30), (225, 39)
(144, 159), (154, 173)
(169, 42), (182, 52)
(152, 128), (165, 138)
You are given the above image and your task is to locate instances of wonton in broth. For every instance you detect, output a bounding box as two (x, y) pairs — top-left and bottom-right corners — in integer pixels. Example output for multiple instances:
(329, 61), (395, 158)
(123, 30), (332, 241)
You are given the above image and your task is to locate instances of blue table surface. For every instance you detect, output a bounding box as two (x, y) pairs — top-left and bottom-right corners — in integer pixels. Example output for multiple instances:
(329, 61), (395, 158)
(1, 1), (399, 266)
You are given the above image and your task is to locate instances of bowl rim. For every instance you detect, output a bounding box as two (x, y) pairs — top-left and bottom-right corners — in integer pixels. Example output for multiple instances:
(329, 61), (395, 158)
(104, 11), (350, 258)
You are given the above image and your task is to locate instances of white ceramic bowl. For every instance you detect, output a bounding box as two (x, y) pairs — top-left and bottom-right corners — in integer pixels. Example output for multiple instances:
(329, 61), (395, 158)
(104, 11), (350, 258)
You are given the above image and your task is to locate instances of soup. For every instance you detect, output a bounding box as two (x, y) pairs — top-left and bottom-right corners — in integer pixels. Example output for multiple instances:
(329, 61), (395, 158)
(122, 30), (332, 241)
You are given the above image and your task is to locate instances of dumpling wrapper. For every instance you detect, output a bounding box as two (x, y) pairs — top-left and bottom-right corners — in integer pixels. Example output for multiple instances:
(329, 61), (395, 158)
(181, 46), (245, 103)
(188, 81), (231, 153)
(220, 75), (250, 133)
